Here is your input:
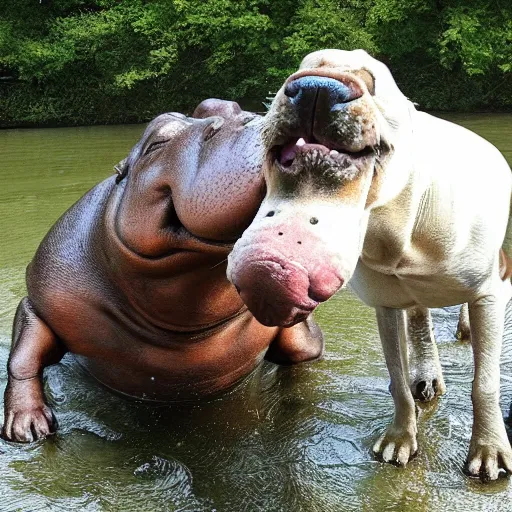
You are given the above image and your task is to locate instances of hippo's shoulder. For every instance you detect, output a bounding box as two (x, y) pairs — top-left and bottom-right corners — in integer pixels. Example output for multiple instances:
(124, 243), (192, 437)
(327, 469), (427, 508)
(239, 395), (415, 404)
(27, 177), (116, 298)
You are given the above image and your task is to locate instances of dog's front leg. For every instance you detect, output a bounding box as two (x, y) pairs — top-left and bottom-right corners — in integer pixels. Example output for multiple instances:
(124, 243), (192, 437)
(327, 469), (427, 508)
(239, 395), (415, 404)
(373, 306), (418, 466)
(466, 293), (512, 480)
(407, 306), (446, 402)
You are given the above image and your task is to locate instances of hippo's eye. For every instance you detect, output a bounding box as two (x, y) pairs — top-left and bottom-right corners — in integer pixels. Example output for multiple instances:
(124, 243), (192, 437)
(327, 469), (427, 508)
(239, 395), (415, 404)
(144, 139), (170, 156)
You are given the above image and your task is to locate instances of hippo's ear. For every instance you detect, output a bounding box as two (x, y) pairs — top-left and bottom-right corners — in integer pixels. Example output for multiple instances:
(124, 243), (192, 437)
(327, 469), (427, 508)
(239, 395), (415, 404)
(114, 157), (129, 184)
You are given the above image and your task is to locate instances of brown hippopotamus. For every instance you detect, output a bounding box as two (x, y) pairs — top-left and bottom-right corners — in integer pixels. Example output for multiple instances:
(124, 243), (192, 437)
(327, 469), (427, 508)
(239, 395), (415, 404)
(2, 99), (323, 443)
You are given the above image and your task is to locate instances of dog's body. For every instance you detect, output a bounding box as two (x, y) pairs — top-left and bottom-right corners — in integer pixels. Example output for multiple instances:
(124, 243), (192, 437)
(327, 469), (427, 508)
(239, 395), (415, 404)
(228, 49), (512, 479)
(352, 110), (511, 309)
(353, 106), (512, 478)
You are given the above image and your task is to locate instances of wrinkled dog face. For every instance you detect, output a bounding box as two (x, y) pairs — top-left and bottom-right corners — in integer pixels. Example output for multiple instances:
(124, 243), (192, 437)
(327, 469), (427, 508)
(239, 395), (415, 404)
(228, 49), (414, 327)
(263, 49), (412, 205)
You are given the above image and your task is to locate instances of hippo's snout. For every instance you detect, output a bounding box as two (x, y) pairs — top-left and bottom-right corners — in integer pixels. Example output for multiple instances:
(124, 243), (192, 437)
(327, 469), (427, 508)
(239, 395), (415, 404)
(232, 257), (316, 327)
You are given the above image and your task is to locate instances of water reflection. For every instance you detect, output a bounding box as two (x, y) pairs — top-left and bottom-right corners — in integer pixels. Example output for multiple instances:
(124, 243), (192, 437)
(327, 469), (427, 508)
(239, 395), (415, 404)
(1, 115), (512, 511)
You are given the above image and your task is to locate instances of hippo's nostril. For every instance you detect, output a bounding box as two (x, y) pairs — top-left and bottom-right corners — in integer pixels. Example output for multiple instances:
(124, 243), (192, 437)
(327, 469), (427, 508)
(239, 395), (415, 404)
(297, 241), (302, 244)
(310, 217), (319, 225)
(278, 232), (283, 236)
(266, 211), (275, 217)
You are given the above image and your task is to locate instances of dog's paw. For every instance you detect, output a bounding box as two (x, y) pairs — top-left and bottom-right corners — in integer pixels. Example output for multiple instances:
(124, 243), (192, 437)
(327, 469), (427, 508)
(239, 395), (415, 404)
(410, 375), (446, 402)
(465, 440), (512, 481)
(373, 426), (418, 466)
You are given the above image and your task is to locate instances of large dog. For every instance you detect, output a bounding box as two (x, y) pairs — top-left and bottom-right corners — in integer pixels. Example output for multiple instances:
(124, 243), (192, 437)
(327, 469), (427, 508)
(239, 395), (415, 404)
(228, 49), (512, 480)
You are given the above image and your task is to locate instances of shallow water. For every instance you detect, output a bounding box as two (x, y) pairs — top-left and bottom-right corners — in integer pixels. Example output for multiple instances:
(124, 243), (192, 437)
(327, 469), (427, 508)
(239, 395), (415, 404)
(1, 114), (512, 512)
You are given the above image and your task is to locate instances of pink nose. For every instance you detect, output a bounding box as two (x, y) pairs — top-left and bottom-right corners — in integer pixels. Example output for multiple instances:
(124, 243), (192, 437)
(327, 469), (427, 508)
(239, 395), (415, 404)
(229, 215), (346, 325)
(306, 266), (344, 302)
(229, 224), (344, 326)
(232, 255), (317, 327)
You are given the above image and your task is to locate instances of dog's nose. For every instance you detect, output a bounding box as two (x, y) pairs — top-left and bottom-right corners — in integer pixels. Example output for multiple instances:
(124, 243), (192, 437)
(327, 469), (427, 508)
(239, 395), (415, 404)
(284, 76), (362, 110)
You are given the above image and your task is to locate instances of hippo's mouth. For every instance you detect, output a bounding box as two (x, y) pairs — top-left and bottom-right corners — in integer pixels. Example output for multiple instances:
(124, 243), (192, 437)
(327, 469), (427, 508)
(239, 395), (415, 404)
(229, 250), (342, 327)
(271, 137), (376, 175)
(191, 232), (239, 248)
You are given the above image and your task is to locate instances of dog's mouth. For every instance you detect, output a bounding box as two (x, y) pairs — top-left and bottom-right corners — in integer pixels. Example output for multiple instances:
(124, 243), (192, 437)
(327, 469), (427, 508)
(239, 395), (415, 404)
(271, 136), (376, 172)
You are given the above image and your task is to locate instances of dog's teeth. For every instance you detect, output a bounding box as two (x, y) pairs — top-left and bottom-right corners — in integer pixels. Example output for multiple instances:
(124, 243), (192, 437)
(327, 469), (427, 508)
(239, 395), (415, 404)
(330, 150), (339, 157)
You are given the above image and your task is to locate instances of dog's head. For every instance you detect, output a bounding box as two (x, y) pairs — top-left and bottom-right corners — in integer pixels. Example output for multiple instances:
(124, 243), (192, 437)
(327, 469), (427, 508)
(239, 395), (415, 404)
(228, 49), (415, 326)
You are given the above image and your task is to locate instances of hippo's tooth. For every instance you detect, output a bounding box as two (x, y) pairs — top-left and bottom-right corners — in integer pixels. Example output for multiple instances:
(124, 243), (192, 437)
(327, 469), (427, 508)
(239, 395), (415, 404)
(330, 150), (340, 157)
(296, 138), (306, 147)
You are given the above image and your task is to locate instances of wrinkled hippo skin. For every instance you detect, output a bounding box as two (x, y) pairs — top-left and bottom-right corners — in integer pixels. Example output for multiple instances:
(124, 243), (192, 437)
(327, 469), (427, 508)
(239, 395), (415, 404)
(2, 99), (324, 443)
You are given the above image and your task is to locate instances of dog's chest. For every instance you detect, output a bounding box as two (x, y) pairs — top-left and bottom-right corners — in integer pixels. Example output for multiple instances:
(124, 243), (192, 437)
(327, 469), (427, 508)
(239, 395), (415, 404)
(354, 184), (494, 307)
(351, 248), (489, 309)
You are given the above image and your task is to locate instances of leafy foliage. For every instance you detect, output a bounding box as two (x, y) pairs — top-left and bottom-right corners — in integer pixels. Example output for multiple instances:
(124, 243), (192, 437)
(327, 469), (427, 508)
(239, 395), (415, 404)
(0, 0), (511, 126)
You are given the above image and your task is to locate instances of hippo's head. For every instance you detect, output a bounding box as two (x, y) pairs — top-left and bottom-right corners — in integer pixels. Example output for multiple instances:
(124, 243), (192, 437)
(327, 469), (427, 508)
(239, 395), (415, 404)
(227, 49), (414, 326)
(114, 99), (265, 257)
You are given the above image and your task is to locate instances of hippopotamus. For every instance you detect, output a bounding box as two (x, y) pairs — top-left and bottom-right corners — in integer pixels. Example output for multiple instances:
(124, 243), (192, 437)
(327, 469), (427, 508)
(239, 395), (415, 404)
(227, 49), (512, 480)
(2, 99), (324, 443)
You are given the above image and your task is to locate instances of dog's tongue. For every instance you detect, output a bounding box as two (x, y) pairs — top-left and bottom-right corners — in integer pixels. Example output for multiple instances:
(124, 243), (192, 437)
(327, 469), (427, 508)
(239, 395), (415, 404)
(280, 138), (306, 165)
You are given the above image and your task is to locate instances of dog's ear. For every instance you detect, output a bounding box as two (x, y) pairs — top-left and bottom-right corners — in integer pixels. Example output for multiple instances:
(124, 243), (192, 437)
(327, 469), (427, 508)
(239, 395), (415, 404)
(114, 157), (129, 184)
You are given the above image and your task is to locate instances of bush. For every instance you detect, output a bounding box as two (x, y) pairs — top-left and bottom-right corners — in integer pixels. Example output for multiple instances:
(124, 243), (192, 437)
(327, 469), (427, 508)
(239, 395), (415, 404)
(0, 0), (511, 127)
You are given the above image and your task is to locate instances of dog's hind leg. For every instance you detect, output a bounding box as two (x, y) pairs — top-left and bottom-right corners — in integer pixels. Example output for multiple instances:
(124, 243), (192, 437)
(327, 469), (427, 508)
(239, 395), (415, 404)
(456, 303), (471, 341)
(406, 306), (446, 402)
(465, 286), (512, 480)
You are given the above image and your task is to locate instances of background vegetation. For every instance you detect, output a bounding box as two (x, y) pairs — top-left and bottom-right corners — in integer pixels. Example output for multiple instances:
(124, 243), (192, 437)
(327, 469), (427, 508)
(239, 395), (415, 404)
(0, 0), (511, 127)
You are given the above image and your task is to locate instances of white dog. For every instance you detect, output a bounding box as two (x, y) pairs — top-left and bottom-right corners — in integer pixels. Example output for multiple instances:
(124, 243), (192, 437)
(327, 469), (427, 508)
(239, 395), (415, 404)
(228, 49), (512, 480)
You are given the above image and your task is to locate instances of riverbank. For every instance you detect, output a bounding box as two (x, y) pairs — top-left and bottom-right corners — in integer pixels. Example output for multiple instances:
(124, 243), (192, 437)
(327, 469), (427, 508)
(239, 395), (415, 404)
(3, 107), (512, 130)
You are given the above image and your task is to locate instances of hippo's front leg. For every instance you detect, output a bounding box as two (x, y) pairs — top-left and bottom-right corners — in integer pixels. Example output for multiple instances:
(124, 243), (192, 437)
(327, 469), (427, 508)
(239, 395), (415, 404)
(265, 316), (324, 365)
(465, 293), (512, 480)
(373, 306), (418, 466)
(2, 297), (66, 442)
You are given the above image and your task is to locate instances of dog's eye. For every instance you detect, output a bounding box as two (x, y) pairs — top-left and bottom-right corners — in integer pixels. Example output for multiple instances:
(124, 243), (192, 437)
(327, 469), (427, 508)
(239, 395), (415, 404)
(144, 139), (169, 155)
(354, 69), (375, 95)
(204, 117), (225, 141)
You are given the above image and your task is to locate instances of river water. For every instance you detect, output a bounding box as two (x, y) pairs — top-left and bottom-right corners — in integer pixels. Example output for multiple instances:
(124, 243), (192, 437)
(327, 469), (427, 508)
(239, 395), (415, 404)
(1, 114), (512, 511)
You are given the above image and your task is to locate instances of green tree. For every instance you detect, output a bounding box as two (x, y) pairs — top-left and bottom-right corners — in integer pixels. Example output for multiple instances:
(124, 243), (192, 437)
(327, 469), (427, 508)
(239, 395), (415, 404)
(0, 0), (511, 127)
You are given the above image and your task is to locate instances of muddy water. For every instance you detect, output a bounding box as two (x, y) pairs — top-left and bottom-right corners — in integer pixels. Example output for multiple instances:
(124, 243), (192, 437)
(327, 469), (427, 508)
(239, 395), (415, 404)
(1, 115), (512, 512)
